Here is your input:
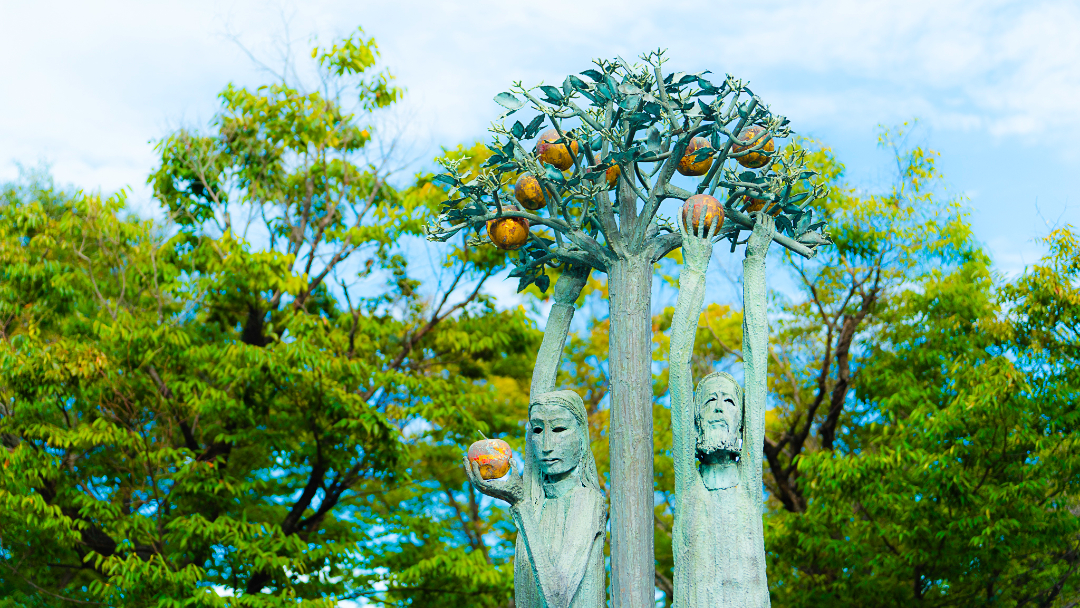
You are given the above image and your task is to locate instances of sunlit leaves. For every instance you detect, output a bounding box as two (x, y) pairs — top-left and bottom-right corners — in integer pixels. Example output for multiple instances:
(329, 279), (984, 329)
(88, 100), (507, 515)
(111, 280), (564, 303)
(0, 30), (531, 608)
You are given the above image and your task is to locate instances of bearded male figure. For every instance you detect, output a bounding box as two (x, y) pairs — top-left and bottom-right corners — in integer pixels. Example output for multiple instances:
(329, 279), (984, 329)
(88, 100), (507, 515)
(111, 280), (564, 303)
(668, 212), (775, 607)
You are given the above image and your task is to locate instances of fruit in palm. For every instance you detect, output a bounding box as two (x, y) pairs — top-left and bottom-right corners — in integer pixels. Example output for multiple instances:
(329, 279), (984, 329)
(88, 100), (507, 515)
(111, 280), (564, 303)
(514, 173), (546, 210)
(677, 136), (713, 176)
(487, 216), (530, 250)
(682, 194), (725, 237)
(536, 129), (579, 171)
(731, 126), (775, 168)
(468, 438), (512, 479)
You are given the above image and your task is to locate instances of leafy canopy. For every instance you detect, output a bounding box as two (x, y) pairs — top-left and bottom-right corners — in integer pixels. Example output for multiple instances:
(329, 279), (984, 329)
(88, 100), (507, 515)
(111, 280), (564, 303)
(0, 31), (529, 607)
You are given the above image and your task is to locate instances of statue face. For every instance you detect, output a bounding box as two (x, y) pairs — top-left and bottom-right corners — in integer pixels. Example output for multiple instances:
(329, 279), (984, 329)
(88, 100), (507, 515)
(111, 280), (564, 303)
(529, 402), (583, 477)
(697, 378), (742, 455)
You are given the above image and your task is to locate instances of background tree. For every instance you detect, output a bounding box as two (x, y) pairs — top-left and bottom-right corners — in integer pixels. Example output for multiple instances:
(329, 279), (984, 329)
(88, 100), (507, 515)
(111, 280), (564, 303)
(0, 31), (531, 607)
(759, 126), (971, 514)
(426, 52), (828, 608)
(764, 226), (1080, 606)
(642, 125), (1080, 606)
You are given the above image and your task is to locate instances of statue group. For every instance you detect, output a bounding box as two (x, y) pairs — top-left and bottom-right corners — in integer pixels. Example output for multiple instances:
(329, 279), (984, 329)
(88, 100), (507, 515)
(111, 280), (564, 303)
(465, 212), (779, 608)
(432, 51), (830, 608)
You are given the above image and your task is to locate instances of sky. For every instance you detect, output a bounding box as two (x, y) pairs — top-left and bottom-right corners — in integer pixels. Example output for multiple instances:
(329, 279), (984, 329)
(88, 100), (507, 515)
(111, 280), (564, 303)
(1, 0), (1078, 280)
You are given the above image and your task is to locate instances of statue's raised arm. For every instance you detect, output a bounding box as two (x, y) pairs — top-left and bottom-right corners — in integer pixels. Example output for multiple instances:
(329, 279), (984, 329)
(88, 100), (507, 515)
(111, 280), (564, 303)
(740, 212), (775, 488)
(465, 266), (606, 608)
(531, 265), (589, 399)
(669, 215), (717, 498)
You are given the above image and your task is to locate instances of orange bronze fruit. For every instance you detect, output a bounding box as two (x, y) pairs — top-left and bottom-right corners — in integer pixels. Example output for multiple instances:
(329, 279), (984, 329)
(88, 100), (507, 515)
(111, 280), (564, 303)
(731, 126), (775, 169)
(468, 438), (512, 479)
(743, 195), (782, 216)
(677, 137), (714, 176)
(514, 173), (546, 210)
(590, 162), (620, 189)
(536, 129), (580, 171)
(605, 164), (620, 189)
(487, 216), (530, 250)
(682, 194), (725, 237)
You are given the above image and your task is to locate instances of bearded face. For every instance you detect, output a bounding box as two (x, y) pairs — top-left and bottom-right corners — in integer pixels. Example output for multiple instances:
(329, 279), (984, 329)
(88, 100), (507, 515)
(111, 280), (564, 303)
(695, 376), (743, 459)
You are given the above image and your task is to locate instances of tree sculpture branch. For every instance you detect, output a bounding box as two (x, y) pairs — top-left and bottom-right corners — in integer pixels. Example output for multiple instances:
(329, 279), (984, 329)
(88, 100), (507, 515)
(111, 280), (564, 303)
(425, 51), (830, 293)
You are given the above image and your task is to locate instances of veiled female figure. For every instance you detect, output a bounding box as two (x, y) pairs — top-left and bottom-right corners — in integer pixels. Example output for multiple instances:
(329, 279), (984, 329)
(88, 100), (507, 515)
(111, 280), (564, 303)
(465, 267), (606, 608)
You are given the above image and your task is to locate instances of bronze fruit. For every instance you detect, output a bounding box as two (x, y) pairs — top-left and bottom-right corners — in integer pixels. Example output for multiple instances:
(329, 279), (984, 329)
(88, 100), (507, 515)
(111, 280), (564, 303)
(677, 137), (714, 176)
(536, 129), (580, 171)
(743, 195), (782, 216)
(468, 438), (512, 479)
(682, 194), (725, 237)
(605, 164), (620, 189)
(731, 126), (775, 169)
(487, 217), (530, 250)
(514, 173), (546, 210)
(590, 163), (620, 189)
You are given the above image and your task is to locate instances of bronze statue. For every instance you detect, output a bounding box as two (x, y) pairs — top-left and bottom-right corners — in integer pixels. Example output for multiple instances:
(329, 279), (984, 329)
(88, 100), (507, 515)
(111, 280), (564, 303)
(669, 212), (776, 607)
(465, 267), (607, 608)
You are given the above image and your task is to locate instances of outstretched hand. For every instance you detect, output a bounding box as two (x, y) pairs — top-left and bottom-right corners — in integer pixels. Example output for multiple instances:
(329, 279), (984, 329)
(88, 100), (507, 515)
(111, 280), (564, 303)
(745, 211), (776, 259)
(463, 455), (524, 506)
(678, 211), (719, 275)
(553, 264), (590, 305)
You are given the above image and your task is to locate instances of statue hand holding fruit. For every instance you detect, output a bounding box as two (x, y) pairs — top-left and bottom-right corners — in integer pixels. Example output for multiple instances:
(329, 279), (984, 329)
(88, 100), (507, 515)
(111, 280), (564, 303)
(463, 453), (523, 506)
(678, 207), (720, 276)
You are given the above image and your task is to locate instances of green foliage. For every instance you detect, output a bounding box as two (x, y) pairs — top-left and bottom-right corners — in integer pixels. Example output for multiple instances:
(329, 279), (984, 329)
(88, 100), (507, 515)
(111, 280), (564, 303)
(767, 230), (1080, 606)
(748, 127), (1080, 606)
(0, 31), (528, 607)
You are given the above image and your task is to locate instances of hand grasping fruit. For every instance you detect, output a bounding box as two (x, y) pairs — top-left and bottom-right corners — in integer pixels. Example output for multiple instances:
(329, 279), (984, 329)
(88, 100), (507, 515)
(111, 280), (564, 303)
(467, 437), (512, 479)
(681, 194), (725, 238)
(463, 436), (523, 505)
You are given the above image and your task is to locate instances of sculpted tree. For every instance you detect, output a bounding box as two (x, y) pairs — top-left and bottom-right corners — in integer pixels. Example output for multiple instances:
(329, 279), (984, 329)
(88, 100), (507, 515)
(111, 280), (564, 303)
(427, 52), (828, 607)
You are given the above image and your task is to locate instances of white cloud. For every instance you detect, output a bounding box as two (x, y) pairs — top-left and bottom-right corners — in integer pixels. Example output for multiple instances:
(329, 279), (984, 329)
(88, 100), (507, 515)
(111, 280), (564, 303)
(1, 0), (1077, 272)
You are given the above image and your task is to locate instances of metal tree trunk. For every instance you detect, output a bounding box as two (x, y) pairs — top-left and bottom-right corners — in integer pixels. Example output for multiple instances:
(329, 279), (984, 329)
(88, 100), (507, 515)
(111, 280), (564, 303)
(607, 253), (655, 608)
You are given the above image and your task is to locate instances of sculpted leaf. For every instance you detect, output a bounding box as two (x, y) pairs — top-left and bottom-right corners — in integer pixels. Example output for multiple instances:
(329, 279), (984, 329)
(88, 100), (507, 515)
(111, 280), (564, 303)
(494, 92), (525, 111)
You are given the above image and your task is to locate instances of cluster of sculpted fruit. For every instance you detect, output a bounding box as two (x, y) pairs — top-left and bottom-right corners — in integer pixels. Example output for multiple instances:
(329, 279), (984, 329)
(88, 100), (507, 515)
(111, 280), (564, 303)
(490, 122), (776, 250)
(487, 129), (583, 250)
